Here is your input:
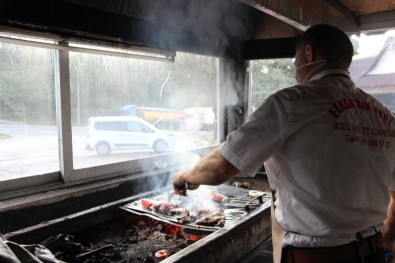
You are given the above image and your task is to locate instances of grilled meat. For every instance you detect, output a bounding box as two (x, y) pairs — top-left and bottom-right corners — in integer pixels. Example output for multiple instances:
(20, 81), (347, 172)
(153, 202), (179, 215)
(195, 215), (225, 227)
(152, 203), (192, 223)
(141, 195), (226, 227)
(194, 208), (225, 227)
(172, 207), (191, 223)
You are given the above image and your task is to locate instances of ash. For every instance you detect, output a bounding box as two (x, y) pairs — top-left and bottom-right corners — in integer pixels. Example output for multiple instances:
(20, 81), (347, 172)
(40, 212), (196, 263)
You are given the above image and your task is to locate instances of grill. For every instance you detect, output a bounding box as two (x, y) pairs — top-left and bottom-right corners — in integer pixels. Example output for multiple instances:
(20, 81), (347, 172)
(121, 184), (269, 233)
(3, 183), (272, 263)
(120, 184), (272, 262)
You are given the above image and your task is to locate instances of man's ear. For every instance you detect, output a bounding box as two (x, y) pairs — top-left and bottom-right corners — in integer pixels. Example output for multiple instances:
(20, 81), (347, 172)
(305, 44), (314, 62)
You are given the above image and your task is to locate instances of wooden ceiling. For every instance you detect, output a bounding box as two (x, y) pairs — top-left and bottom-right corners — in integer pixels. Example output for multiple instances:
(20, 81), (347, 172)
(0, 0), (394, 59)
(244, 0), (395, 34)
(339, 0), (395, 15)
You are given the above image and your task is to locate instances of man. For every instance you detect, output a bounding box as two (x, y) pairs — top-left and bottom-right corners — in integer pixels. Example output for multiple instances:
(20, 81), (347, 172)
(173, 24), (395, 263)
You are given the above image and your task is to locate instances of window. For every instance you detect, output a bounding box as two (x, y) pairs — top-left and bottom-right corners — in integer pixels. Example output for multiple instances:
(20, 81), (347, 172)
(350, 30), (395, 111)
(249, 30), (395, 176)
(70, 51), (219, 169)
(95, 121), (127, 131)
(250, 58), (296, 113)
(127, 122), (147, 133)
(0, 42), (58, 180)
(0, 34), (220, 189)
(250, 30), (395, 116)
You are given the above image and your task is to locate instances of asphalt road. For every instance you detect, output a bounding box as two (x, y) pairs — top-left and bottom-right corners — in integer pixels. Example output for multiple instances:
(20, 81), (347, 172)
(0, 123), (214, 180)
(0, 123), (156, 180)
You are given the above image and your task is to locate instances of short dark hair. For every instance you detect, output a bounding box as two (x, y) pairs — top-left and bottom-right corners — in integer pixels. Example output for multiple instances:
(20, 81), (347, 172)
(296, 24), (354, 67)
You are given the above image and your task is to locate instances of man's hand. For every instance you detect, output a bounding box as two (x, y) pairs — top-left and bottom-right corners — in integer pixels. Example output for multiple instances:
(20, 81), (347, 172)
(382, 239), (395, 263)
(383, 191), (395, 262)
(173, 171), (199, 196)
(172, 147), (239, 196)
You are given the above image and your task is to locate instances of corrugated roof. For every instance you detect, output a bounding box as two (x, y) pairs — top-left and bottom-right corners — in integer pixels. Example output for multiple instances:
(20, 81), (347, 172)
(349, 36), (395, 92)
(368, 36), (395, 74)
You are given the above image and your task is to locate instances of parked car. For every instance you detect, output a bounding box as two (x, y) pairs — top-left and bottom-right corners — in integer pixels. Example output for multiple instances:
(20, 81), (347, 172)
(85, 116), (177, 155)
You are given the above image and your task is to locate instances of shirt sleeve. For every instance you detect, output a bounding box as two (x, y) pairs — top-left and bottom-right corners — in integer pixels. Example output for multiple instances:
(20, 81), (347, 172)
(220, 94), (290, 176)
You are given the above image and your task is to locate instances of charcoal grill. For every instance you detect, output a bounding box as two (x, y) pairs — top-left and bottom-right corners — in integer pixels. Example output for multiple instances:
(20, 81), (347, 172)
(121, 184), (272, 262)
(3, 183), (272, 263)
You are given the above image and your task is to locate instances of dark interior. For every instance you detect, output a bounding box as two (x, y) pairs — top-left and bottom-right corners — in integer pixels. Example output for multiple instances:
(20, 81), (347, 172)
(2, 0), (394, 60)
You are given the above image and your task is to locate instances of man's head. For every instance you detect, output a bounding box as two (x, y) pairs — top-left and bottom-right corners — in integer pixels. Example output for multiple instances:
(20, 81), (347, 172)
(294, 24), (354, 83)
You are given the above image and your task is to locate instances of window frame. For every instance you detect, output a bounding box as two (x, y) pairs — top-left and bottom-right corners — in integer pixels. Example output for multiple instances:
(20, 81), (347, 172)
(0, 33), (222, 200)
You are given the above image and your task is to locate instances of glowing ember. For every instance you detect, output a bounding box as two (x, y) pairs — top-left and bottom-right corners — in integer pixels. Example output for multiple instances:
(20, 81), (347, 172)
(164, 224), (182, 237)
(188, 235), (203, 241)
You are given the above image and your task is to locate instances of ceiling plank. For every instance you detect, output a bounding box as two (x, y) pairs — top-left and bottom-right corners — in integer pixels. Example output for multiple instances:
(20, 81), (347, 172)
(242, 37), (298, 59)
(240, 0), (359, 33)
(359, 11), (395, 32)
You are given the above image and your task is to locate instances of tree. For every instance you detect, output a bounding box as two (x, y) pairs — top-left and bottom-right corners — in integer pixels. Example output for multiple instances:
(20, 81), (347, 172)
(0, 43), (55, 124)
(251, 59), (296, 109)
(0, 44), (219, 126)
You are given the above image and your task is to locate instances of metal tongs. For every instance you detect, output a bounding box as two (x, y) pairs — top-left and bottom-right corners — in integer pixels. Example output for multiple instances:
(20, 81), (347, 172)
(244, 195), (264, 213)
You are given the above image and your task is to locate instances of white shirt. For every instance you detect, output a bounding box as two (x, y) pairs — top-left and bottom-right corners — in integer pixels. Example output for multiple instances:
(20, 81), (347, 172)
(221, 69), (395, 247)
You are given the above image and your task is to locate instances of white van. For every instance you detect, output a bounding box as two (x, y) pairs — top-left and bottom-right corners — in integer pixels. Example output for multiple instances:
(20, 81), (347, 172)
(86, 116), (177, 155)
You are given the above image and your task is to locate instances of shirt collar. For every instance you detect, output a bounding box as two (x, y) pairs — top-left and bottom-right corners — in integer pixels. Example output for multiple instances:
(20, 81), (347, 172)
(309, 69), (350, 82)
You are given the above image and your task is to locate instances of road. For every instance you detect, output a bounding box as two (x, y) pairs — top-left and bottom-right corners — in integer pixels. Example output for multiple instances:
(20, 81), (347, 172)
(0, 123), (155, 180)
(0, 123), (215, 180)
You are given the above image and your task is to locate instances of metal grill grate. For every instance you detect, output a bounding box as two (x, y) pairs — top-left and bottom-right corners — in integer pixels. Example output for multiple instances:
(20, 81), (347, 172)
(121, 184), (271, 232)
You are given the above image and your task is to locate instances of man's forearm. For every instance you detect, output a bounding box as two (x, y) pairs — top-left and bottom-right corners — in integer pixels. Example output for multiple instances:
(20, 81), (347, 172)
(173, 147), (241, 195)
(383, 191), (395, 248)
(185, 148), (239, 185)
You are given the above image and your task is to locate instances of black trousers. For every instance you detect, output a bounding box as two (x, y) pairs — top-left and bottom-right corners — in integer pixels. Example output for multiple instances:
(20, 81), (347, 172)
(281, 237), (386, 263)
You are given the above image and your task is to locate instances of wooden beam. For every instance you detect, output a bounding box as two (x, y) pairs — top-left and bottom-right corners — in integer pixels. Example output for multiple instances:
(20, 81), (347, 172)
(359, 11), (395, 32)
(240, 0), (359, 33)
(242, 37), (298, 60)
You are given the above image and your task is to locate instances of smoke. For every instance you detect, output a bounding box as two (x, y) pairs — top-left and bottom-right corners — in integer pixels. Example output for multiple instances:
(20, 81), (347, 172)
(123, 0), (253, 194)
(167, 185), (225, 211)
(123, 0), (255, 59)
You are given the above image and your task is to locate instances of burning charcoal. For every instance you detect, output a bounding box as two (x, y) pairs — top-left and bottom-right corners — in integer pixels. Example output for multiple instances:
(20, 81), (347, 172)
(128, 236), (138, 243)
(117, 236), (132, 244)
(76, 244), (113, 259)
(137, 228), (151, 241)
(145, 256), (156, 263)
(126, 226), (139, 236)
(137, 221), (147, 231)
(148, 231), (168, 242)
(180, 239), (194, 246)
(103, 249), (122, 261)
(155, 224), (164, 232)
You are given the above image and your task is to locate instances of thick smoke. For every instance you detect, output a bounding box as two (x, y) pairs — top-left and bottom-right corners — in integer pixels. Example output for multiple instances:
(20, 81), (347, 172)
(125, 0), (253, 194)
